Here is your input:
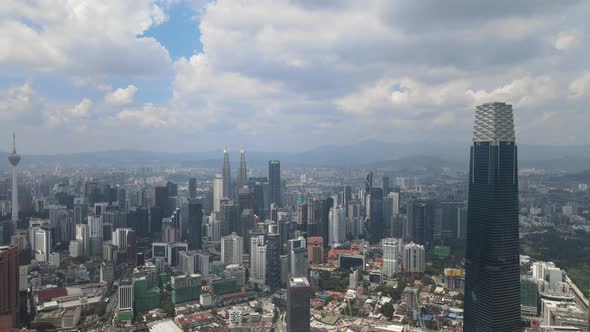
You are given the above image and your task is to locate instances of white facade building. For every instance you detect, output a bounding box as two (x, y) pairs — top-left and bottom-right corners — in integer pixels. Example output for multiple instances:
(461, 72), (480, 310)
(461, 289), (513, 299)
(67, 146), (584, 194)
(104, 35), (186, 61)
(213, 174), (223, 213)
(250, 235), (266, 285)
(221, 232), (243, 266)
(403, 242), (425, 274)
(382, 238), (400, 277)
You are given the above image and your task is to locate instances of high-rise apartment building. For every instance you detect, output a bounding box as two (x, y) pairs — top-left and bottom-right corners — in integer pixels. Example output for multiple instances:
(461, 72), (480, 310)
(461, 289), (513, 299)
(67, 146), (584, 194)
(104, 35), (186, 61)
(463, 102), (521, 331)
(221, 232), (243, 266)
(382, 238), (400, 277)
(249, 235), (266, 286)
(402, 242), (425, 275)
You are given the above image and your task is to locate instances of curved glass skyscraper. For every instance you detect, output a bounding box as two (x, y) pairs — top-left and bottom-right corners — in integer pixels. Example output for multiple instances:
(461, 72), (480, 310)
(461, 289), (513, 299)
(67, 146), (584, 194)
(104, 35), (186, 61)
(464, 102), (521, 332)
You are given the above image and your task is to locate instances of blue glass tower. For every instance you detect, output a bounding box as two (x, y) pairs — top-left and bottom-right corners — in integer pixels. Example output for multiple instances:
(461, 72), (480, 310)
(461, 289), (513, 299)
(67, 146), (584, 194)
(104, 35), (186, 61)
(464, 102), (521, 331)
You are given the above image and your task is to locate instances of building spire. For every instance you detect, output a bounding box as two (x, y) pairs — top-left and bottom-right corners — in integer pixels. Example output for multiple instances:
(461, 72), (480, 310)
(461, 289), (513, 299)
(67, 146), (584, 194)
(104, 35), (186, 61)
(12, 132), (16, 153)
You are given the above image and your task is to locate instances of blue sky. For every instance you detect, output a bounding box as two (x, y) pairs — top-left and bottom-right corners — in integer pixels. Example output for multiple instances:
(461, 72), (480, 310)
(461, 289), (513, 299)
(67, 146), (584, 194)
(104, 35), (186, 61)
(1, 0), (590, 153)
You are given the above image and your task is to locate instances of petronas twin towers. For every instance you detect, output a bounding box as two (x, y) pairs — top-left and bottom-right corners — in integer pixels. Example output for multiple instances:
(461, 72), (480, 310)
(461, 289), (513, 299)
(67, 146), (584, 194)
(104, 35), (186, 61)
(464, 102), (521, 332)
(221, 147), (248, 199)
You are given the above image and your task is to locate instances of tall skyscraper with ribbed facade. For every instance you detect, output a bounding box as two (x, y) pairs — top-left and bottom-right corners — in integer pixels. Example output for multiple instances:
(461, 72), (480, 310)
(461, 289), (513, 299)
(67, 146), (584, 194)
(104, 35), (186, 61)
(463, 102), (521, 332)
(237, 147), (248, 190)
(222, 148), (231, 199)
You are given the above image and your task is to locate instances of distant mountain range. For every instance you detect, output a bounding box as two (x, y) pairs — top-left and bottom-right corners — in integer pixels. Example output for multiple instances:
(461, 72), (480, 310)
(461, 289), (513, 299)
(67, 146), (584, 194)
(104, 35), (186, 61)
(1, 140), (589, 172)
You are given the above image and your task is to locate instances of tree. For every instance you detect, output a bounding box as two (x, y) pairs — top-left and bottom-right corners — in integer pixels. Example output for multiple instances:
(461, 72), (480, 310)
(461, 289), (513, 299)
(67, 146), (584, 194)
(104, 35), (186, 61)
(161, 303), (174, 317)
(381, 302), (394, 319)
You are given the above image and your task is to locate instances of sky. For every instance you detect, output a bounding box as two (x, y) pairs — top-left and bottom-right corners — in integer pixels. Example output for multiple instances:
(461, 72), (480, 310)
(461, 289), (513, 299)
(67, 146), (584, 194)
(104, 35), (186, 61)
(1, 0), (590, 154)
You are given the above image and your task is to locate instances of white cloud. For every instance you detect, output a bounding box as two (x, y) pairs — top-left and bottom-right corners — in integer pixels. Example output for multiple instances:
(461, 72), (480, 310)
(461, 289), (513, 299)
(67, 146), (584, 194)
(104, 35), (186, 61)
(553, 31), (577, 50)
(105, 85), (138, 106)
(110, 104), (175, 129)
(568, 71), (590, 99)
(0, 1), (171, 78)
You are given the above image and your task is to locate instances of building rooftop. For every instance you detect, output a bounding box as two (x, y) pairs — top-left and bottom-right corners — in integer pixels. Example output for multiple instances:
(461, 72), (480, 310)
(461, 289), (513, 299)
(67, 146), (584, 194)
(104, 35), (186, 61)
(289, 277), (310, 287)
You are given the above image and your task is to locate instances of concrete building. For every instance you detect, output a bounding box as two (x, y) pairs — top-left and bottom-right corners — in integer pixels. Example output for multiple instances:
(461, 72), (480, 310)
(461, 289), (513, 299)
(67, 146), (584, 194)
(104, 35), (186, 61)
(307, 237), (323, 265)
(287, 277), (311, 332)
(213, 174), (223, 213)
(221, 232), (243, 266)
(250, 235), (266, 285)
(0, 246), (18, 330)
(329, 205), (346, 247)
(382, 238), (400, 277)
(118, 283), (133, 311)
(33, 228), (51, 261)
(402, 242), (425, 274)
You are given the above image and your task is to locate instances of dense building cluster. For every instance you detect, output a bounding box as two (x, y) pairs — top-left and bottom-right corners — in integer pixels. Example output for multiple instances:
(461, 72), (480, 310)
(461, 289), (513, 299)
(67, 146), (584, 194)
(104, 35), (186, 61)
(0, 104), (589, 331)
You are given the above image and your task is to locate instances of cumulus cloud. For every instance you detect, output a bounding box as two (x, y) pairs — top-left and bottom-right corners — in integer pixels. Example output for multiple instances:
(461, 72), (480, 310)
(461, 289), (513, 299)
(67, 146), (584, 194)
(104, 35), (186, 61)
(2, 0), (590, 152)
(568, 72), (590, 99)
(553, 31), (578, 50)
(0, 1), (171, 78)
(105, 85), (138, 106)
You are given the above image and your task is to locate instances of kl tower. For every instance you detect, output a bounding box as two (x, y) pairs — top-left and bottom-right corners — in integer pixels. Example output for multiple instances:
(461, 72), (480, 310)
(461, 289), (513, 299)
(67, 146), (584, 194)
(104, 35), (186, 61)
(8, 133), (21, 229)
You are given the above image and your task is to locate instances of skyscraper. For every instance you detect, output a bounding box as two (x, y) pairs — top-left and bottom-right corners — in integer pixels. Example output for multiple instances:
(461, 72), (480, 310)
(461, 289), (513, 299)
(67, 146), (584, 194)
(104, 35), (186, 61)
(221, 232), (243, 266)
(188, 177), (197, 199)
(213, 174), (223, 213)
(249, 235), (266, 286)
(0, 245), (18, 330)
(222, 148), (231, 199)
(463, 102), (521, 332)
(369, 187), (383, 242)
(287, 277), (311, 332)
(265, 233), (281, 289)
(269, 160), (281, 207)
(382, 238), (399, 277)
(402, 242), (425, 275)
(237, 147), (248, 190)
(187, 199), (203, 250)
(8, 133), (20, 230)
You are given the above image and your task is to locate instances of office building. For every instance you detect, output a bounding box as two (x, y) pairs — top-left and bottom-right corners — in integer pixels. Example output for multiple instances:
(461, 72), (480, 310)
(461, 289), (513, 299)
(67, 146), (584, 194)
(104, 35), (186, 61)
(213, 174), (223, 213)
(403, 242), (425, 275)
(237, 147), (248, 190)
(118, 283), (133, 311)
(188, 178), (197, 199)
(287, 237), (307, 277)
(287, 277), (311, 332)
(382, 238), (400, 277)
(221, 233), (243, 266)
(329, 205), (346, 247)
(463, 103), (521, 331)
(269, 160), (281, 207)
(266, 233), (281, 289)
(249, 235), (266, 285)
(222, 148), (231, 199)
(187, 199), (203, 250)
(33, 228), (51, 261)
(73, 197), (88, 225)
(368, 187), (383, 241)
(407, 200), (434, 245)
(0, 246), (18, 330)
(307, 237), (323, 265)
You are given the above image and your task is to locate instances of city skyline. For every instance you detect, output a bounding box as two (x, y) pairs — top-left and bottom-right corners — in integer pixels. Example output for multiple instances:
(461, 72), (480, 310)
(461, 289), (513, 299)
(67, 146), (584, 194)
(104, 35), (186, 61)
(2, 1), (590, 153)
